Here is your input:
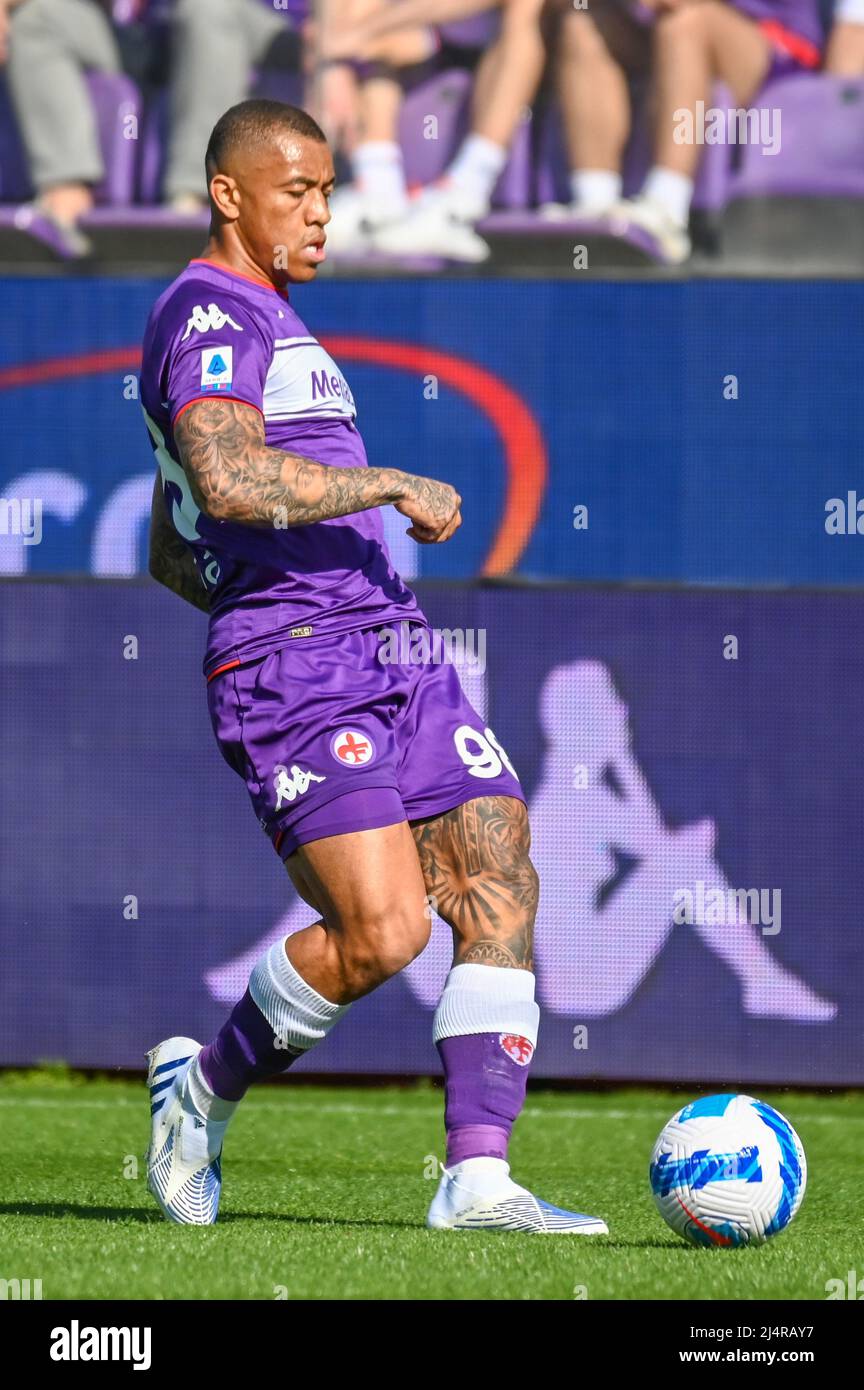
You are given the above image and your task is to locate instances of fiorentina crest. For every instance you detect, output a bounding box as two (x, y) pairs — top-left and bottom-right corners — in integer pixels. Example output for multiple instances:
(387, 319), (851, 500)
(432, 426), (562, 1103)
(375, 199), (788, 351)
(499, 1033), (534, 1066)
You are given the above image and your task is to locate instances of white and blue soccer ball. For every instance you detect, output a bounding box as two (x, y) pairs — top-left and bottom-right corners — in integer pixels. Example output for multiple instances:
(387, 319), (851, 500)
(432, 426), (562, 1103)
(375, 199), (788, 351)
(649, 1094), (807, 1247)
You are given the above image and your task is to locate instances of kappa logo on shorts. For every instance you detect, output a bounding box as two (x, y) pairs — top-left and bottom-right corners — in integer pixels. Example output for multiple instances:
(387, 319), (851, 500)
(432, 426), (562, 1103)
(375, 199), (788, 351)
(330, 729), (376, 767)
(274, 763), (326, 809)
(499, 1034), (534, 1067)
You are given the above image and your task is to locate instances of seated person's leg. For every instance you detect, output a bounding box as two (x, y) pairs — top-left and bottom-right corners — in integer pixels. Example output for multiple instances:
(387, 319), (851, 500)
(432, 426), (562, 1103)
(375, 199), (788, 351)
(550, 0), (650, 214)
(164, 0), (284, 210)
(825, 2), (864, 75)
(7, 0), (122, 245)
(614, 1), (773, 263)
(441, 0), (547, 220)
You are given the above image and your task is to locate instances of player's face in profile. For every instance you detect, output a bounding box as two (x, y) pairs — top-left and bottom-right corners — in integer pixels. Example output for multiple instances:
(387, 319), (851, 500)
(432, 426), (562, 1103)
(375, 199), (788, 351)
(239, 134), (335, 285)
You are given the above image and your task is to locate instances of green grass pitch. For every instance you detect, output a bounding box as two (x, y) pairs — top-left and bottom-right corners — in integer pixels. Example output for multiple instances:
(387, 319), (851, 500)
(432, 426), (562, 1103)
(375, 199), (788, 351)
(1, 1068), (860, 1301)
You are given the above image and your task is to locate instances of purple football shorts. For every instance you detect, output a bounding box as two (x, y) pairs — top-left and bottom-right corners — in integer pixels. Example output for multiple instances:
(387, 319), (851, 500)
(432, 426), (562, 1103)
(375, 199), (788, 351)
(206, 624), (525, 860)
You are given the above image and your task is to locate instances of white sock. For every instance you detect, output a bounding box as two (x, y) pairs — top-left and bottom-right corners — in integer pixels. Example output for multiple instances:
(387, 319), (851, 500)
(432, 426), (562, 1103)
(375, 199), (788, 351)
(250, 937), (349, 1053)
(352, 141), (407, 214)
(432, 963), (540, 1044)
(186, 1057), (237, 1122)
(443, 134), (508, 218)
(642, 167), (694, 227)
(570, 169), (622, 212)
(446, 1156), (512, 1192)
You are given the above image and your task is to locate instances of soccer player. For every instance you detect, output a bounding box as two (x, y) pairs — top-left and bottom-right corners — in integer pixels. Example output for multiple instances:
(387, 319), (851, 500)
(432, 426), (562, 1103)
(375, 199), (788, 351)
(141, 99), (607, 1234)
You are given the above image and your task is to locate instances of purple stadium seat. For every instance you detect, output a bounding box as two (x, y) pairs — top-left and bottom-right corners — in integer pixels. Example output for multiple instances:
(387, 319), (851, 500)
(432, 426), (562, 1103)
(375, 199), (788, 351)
(0, 71), (140, 206)
(399, 67), (530, 209)
(727, 74), (864, 202)
(251, 69), (304, 108)
(87, 72), (141, 206)
(438, 13), (500, 49)
(400, 68), (472, 188)
(138, 87), (168, 205)
(533, 102), (568, 207)
(691, 85), (736, 214)
(0, 77), (33, 202)
(494, 116), (531, 209)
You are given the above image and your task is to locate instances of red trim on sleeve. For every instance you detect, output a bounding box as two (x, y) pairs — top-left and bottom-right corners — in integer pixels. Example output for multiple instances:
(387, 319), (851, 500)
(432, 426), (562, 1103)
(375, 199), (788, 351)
(171, 395), (264, 426)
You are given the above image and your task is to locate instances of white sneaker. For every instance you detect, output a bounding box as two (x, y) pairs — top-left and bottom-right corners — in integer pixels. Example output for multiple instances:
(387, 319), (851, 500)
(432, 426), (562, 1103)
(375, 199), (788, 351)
(324, 185), (406, 256)
(606, 195), (691, 264)
(427, 1156), (609, 1234)
(539, 199), (617, 221)
(145, 1036), (227, 1225)
(371, 189), (491, 263)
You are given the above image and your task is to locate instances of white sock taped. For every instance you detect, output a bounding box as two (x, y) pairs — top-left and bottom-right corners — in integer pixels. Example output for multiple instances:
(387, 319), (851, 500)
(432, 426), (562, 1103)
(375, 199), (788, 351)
(249, 939), (349, 1053)
(432, 963), (539, 1045)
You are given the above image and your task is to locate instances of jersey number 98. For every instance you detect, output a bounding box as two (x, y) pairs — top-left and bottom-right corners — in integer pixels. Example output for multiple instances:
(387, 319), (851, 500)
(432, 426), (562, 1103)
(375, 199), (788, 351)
(454, 725), (517, 780)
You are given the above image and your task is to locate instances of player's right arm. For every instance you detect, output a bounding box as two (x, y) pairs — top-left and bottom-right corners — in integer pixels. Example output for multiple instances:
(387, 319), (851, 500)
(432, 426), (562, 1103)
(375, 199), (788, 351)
(173, 398), (462, 543)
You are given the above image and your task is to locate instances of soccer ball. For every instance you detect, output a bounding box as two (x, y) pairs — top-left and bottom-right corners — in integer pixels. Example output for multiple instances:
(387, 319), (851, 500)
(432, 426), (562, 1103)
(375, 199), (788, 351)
(649, 1093), (807, 1247)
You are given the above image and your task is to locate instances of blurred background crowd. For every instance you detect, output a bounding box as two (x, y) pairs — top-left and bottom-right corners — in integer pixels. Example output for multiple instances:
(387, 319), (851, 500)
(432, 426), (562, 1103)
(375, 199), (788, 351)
(0, 0), (862, 263)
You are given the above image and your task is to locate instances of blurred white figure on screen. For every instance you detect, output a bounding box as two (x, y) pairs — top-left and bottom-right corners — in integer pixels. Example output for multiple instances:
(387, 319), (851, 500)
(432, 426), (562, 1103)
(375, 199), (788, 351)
(531, 662), (835, 1022)
(207, 659), (836, 1024)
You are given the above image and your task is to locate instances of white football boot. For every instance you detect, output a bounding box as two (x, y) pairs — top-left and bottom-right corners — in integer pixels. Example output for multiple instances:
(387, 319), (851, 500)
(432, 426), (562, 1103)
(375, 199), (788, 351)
(145, 1036), (226, 1225)
(371, 186), (491, 263)
(320, 185), (370, 256)
(427, 1157), (609, 1234)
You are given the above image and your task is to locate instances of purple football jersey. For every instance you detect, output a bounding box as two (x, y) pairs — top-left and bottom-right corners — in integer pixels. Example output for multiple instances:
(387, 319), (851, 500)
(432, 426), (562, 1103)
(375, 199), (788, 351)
(140, 260), (422, 674)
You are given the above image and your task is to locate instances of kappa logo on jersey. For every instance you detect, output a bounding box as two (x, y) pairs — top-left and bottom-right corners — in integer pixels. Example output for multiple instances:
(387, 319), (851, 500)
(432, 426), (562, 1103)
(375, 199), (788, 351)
(182, 302), (244, 341)
(499, 1034), (534, 1066)
(274, 763), (326, 809)
(200, 346), (233, 391)
(330, 729), (376, 766)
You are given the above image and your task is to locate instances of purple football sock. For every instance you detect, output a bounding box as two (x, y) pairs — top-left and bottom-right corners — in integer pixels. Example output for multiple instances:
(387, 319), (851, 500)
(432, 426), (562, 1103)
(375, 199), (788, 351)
(437, 1031), (534, 1167)
(198, 988), (302, 1102)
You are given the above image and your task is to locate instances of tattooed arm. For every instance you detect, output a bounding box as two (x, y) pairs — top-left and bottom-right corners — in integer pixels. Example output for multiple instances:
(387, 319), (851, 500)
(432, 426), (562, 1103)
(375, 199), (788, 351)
(148, 473), (210, 613)
(173, 398), (462, 543)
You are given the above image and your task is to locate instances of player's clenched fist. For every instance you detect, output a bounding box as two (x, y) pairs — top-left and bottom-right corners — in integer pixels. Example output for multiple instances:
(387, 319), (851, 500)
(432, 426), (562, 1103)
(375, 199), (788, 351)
(394, 474), (462, 544)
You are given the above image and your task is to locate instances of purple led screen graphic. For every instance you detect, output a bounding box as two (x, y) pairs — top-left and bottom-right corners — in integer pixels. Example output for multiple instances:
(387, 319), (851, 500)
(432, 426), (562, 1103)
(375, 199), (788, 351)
(0, 582), (860, 1084)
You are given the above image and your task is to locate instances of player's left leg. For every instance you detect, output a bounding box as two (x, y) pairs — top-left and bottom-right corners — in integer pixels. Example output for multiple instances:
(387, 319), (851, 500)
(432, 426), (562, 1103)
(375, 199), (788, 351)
(826, 15), (864, 74)
(412, 794), (608, 1234)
